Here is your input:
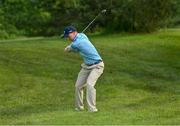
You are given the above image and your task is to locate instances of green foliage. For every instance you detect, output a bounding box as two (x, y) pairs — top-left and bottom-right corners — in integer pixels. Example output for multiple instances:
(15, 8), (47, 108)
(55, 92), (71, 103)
(0, 0), (179, 38)
(104, 0), (176, 32)
(0, 6), (19, 39)
(170, 0), (180, 27)
(77, 0), (177, 33)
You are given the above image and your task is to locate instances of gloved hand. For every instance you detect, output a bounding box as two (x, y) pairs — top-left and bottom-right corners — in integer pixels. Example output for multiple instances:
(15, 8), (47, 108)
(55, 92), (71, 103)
(64, 45), (71, 52)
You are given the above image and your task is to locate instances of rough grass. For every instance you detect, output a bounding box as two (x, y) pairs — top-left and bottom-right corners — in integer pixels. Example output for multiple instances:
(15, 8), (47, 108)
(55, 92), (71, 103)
(0, 29), (179, 125)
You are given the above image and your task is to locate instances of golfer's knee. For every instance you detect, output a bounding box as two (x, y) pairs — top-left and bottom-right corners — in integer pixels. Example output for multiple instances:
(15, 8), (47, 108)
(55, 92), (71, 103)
(87, 83), (94, 90)
(75, 84), (80, 89)
(75, 83), (83, 89)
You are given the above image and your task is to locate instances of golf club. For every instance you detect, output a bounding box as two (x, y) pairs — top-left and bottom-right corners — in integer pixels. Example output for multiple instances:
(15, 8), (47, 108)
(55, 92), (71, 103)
(82, 9), (107, 33)
(61, 9), (106, 38)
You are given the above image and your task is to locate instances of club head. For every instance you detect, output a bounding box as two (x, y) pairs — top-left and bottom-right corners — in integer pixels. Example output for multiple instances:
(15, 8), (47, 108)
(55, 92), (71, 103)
(101, 9), (107, 14)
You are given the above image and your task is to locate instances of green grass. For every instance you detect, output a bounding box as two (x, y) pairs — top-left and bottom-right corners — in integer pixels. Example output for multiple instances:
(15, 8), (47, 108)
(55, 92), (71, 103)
(0, 29), (180, 125)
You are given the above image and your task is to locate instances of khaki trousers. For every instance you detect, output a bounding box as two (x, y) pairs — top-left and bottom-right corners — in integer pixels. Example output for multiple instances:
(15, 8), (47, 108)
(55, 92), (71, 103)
(75, 61), (104, 111)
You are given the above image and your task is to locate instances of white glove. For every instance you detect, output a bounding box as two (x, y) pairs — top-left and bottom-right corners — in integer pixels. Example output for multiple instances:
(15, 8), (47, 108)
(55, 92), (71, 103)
(64, 45), (71, 52)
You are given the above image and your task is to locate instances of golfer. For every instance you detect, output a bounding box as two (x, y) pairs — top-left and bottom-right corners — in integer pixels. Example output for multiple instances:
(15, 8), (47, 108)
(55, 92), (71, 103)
(63, 26), (104, 112)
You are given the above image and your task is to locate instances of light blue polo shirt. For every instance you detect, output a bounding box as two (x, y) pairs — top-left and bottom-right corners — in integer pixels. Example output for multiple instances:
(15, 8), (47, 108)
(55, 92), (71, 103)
(70, 33), (102, 65)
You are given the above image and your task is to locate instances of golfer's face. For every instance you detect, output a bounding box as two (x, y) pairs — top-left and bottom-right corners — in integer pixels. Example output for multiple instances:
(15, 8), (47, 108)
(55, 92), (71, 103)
(68, 32), (77, 41)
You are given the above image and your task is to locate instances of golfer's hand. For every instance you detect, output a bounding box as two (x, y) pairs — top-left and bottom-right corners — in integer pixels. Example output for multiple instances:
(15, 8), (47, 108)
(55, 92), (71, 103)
(64, 45), (71, 52)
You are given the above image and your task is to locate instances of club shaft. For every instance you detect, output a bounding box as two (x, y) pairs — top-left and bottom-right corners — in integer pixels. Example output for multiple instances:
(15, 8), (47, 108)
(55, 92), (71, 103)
(82, 13), (100, 33)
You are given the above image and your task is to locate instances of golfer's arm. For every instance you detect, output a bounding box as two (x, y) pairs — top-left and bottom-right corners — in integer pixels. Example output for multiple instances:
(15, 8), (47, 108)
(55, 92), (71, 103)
(70, 43), (79, 52)
(65, 45), (78, 52)
(70, 47), (78, 52)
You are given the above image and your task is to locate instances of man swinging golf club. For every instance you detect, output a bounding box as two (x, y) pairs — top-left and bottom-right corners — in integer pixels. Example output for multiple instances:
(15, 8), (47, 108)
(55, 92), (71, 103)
(63, 26), (104, 112)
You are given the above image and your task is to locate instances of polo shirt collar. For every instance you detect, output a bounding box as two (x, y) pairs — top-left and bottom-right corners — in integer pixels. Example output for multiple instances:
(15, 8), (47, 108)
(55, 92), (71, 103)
(73, 33), (79, 42)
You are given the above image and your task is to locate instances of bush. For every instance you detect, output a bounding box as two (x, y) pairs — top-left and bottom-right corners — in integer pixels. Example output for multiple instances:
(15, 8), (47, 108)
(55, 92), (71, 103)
(0, 30), (9, 39)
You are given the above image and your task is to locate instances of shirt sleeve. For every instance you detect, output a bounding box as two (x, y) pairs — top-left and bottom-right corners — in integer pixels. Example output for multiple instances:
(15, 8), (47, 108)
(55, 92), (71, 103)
(70, 42), (79, 52)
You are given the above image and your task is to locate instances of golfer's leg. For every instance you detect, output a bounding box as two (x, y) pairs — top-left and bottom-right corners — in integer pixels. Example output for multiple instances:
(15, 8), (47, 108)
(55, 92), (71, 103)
(86, 63), (104, 111)
(75, 68), (90, 109)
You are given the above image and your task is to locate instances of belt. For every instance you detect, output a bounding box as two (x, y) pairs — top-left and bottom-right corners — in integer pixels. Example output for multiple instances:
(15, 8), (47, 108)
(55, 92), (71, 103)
(86, 60), (102, 66)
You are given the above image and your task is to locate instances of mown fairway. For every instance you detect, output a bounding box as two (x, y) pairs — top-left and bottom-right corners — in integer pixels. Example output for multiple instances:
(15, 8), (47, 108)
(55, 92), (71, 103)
(0, 29), (179, 125)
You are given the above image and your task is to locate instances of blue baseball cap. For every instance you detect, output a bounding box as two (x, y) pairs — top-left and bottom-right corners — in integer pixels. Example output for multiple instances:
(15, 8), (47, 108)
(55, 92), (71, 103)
(62, 26), (77, 38)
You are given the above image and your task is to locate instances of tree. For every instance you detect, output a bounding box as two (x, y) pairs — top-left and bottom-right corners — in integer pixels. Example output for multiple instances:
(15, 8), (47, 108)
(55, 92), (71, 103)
(0, 0), (178, 39)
